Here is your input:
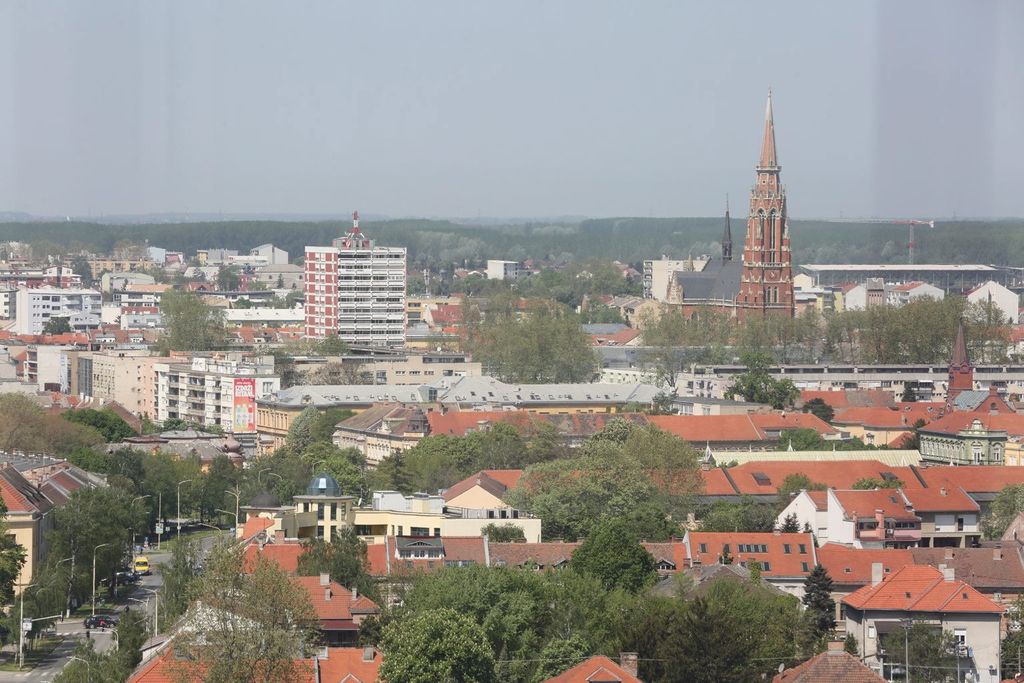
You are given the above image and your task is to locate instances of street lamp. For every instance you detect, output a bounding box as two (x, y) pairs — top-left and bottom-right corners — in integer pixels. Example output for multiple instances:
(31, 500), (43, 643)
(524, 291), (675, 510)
(17, 582), (36, 669)
(225, 486), (240, 530)
(177, 479), (193, 540)
(70, 655), (91, 683)
(56, 556), (74, 619)
(92, 543), (110, 617)
(157, 490), (163, 551)
(131, 495), (151, 554)
(257, 467), (271, 486)
(134, 587), (159, 636)
(215, 508), (238, 530)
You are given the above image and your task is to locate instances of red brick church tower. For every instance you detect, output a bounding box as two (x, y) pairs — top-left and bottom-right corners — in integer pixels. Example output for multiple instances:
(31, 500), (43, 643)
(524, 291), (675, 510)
(735, 91), (794, 318)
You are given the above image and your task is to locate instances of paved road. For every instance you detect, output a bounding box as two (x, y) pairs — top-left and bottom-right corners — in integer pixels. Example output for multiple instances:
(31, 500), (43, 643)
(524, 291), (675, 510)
(0, 530), (229, 682)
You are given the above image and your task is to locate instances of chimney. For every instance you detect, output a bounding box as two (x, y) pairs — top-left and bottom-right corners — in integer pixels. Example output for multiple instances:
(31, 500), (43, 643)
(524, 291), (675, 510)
(619, 652), (639, 677)
(871, 562), (884, 586)
(274, 529), (285, 543)
(942, 566), (955, 582)
(319, 573), (330, 587)
(362, 646), (375, 663)
(324, 588), (332, 601)
(874, 509), (885, 529)
(995, 547), (1004, 561)
(940, 487), (947, 497)
(944, 548), (955, 560)
(826, 640), (845, 654)
(351, 586), (358, 601)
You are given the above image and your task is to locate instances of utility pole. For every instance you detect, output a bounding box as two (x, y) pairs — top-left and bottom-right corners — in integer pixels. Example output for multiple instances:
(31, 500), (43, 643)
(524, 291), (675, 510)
(92, 542), (110, 617)
(177, 479), (193, 541)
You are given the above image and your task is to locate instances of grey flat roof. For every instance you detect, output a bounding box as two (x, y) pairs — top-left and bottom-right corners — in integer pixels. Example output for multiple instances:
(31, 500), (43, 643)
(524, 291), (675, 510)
(801, 264), (997, 272)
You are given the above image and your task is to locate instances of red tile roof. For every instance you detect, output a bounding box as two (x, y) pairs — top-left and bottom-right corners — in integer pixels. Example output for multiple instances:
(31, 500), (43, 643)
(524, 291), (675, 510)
(543, 655), (642, 683)
(773, 649), (885, 682)
(0, 466), (53, 515)
(242, 542), (304, 574)
(291, 576), (379, 621)
(831, 489), (919, 521)
(490, 542), (581, 569)
(685, 532), (816, 577)
(720, 461), (919, 496)
(831, 405), (939, 429)
(920, 412), (1024, 437)
(441, 469), (524, 503)
(900, 485), (978, 513)
(127, 647), (379, 683)
(800, 389), (894, 411)
(917, 466), (1024, 495)
(648, 413), (837, 443)
(816, 544), (915, 586)
(842, 564), (1004, 614)
(365, 536), (487, 577)
(316, 647), (383, 683)
(240, 516), (275, 540)
(589, 328), (641, 346)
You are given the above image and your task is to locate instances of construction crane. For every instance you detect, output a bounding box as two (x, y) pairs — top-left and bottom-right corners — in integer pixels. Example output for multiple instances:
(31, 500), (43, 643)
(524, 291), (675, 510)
(891, 219), (935, 264)
(830, 218), (935, 264)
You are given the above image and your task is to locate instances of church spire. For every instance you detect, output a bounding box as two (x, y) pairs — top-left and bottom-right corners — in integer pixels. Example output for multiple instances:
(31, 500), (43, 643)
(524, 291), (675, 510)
(722, 195), (733, 261)
(945, 317), (974, 412)
(951, 317), (970, 369)
(758, 89), (779, 170)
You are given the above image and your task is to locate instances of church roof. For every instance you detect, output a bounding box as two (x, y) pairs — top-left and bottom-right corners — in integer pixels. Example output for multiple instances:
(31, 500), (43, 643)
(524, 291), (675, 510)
(673, 259), (743, 303)
(951, 318), (970, 369)
(759, 90), (779, 169)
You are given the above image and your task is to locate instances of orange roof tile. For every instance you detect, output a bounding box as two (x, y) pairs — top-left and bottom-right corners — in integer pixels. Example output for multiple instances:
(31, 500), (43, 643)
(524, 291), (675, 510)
(240, 516), (274, 539)
(543, 655), (642, 683)
(315, 647), (383, 683)
(831, 489), (919, 521)
(723, 461), (919, 496)
(917, 466), (1024, 495)
(920, 412), (1024, 437)
(900, 485), (978, 513)
(816, 544), (915, 586)
(242, 542), (304, 574)
(773, 648), (885, 682)
(441, 469), (523, 503)
(831, 405), (939, 429)
(842, 564), (1004, 614)
(291, 577), (379, 621)
(649, 413), (837, 443)
(685, 532), (816, 577)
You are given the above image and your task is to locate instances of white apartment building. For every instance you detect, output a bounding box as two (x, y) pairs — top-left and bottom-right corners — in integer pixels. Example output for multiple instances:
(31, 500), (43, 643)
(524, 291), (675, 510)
(154, 356), (280, 434)
(14, 287), (101, 334)
(90, 351), (162, 417)
(0, 289), (14, 319)
(642, 256), (711, 301)
(486, 260), (521, 281)
(303, 212), (406, 347)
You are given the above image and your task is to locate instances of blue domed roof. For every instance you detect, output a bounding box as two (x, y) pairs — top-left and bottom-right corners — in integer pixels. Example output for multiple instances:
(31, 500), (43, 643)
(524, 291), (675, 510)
(305, 472), (342, 497)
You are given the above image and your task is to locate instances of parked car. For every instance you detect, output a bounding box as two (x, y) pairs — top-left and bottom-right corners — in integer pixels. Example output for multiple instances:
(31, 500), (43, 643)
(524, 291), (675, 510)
(83, 614), (119, 629)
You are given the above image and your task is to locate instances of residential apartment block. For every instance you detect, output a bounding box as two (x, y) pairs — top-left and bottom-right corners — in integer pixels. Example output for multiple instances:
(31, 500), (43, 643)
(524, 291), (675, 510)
(90, 350), (161, 418)
(304, 211), (406, 346)
(14, 287), (101, 334)
(155, 356), (280, 434)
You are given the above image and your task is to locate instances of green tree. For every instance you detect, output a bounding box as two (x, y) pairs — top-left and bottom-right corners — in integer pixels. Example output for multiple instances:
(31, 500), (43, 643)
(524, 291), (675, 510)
(1001, 596), (1024, 673)
(983, 483), (1024, 539)
(217, 265), (242, 291)
(778, 512), (801, 533)
(852, 477), (902, 490)
(531, 635), (590, 683)
(0, 394), (104, 454)
(884, 620), (958, 683)
(699, 497), (778, 533)
(464, 295), (598, 383)
(901, 383), (918, 402)
(777, 473), (828, 500)
(200, 455), (241, 523)
(158, 290), (226, 352)
(801, 564), (836, 644)
(482, 523), (527, 542)
(170, 543), (316, 683)
(379, 608), (497, 683)
(42, 316), (72, 335)
(71, 255), (94, 287)
(0, 498), (26, 604)
(570, 517), (656, 592)
(725, 352), (799, 409)
(62, 408), (137, 442)
(160, 539), (202, 628)
(297, 527), (379, 604)
(801, 398), (834, 423)
(286, 406), (320, 453)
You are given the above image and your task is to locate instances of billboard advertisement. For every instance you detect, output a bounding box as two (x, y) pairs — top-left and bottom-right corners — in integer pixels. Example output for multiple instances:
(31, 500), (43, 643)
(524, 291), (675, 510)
(233, 378), (256, 433)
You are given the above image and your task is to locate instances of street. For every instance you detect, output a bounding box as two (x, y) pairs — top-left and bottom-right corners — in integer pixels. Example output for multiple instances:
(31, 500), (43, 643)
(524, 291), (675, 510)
(0, 530), (227, 682)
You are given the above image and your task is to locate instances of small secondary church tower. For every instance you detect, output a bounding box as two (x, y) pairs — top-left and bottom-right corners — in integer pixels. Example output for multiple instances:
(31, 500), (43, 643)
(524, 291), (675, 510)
(735, 91), (794, 318)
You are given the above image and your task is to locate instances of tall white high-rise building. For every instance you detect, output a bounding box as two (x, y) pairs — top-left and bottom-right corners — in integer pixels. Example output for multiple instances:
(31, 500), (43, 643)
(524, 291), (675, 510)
(304, 211), (406, 346)
(14, 287), (101, 334)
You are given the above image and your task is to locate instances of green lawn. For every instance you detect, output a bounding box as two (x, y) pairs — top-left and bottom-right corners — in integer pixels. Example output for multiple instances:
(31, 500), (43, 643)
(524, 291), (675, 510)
(160, 528), (225, 554)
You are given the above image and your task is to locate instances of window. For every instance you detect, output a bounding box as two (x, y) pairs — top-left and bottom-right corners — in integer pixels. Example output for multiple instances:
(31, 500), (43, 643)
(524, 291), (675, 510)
(317, 525), (324, 539)
(330, 503), (337, 520)
(798, 544), (807, 554)
(783, 544), (791, 554)
(699, 543), (707, 554)
(761, 562), (771, 571)
(801, 562), (809, 572)
(316, 505), (324, 520)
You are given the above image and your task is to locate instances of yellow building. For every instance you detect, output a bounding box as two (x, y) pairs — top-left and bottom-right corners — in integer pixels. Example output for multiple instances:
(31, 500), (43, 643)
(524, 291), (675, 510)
(0, 466), (55, 591)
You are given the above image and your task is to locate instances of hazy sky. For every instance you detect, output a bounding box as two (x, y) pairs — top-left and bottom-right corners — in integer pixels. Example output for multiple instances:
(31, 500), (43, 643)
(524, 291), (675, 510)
(0, 1), (1020, 219)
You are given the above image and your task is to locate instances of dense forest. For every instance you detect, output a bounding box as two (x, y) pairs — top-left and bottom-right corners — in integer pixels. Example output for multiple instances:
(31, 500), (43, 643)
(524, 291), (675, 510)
(3, 216), (1022, 268)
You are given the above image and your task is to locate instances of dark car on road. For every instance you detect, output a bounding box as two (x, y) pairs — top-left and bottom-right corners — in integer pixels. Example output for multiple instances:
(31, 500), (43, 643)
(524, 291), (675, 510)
(84, 614), (119, 629)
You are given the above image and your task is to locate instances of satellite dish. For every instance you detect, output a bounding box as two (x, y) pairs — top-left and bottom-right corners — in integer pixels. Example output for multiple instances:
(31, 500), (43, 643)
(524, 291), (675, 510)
(778, 663), (785, 673)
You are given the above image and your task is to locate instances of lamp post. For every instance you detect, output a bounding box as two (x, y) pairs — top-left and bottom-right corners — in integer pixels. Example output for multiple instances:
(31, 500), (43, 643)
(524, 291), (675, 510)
(225, 486), (240, 530)
(177, 479), (193, 540)
(215, 508), (238, 531)
(70, 655), (91, 683)
(131, 495), (151, 555)
(257, 467), (271, 486)
(157, 491), (163, 550)
(18, 582), (36, 669)
(135, 587), (159, 635)
(92, 543), (110, 617)
(56, 555), (73, 619)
